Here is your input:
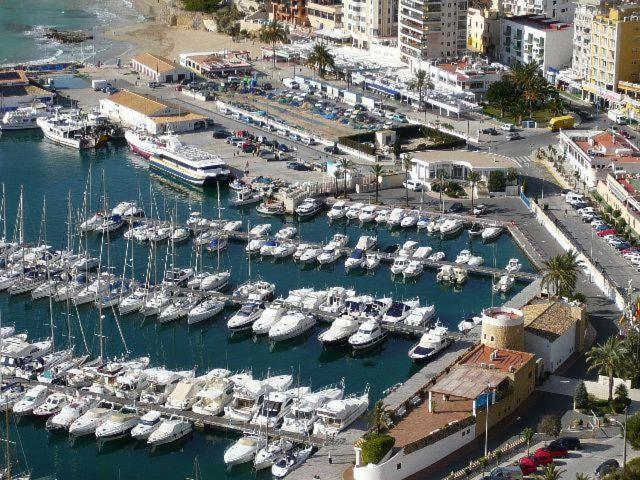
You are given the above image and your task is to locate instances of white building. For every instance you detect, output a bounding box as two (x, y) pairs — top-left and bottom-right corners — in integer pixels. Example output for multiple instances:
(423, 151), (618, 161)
(559, 129), (640, 189)
(0, 70), (54, 114)
(398, 0), (468, 67)
(499, 0), (575, 22)
(99, 90), (207, 134)
(417, 59), (507, 100)
(131, 53), (194, 83)
(523, 300), (587, 373)
(499, 15), (573, 75)
(343, 0), (398, 49)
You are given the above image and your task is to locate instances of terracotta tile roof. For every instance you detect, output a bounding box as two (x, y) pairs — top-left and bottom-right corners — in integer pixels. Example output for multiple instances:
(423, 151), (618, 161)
(462, 344), (535, 372)
(150, 112), (207, 124)
(523, 301), (578, 341)
(106, 90), (168, 115)
(131, 53), (180, 73)
(428, 365), (509, 398)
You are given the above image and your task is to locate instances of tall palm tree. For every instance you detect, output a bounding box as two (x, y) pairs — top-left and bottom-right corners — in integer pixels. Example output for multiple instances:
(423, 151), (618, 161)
(522, 427), (535, 456)
(408, 69), (433, 114)
(306, 43), (335, 78)
(536, 463), (565, 480)
(370, 400), (390, 435)
(574, 473), (591, 480)
(586, 337), (625, 401)
(259, 20), (287, 71)
(541, 251), (581, 296)
(402, 155), (413, 206)
(332, 169), (340, 197)
(468, 171), (481, 214)
(436, 169), (449, 213)
(370, 163), (384, 204)
(338, 158), (354, 198)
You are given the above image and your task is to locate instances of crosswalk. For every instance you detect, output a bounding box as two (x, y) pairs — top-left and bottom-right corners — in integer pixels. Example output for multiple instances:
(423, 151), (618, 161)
(509, 155), (532, 167)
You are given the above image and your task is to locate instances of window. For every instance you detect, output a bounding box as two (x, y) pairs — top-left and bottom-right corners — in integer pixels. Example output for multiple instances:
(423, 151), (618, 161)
(397, 463), (402, 470)
(491, 336), (494, 341)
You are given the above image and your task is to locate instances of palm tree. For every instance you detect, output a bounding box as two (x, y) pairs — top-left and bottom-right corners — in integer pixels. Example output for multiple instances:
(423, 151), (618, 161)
(522, 427), (535, 456)
(468, 171), (481, 214)
(402, 155), (413, 206)
(259, 20), (287, 71)
(370, 400), (390, 435)
(370, 163), (384, 204)
(587, 337), (625, 401)
(541, 251), (581, 296)
(536, 463), (565, 480)
(479, 457), (489, 478)
(574, 473), (590, 480)
(332, 169), (340, 197)
(306, 43), (335, 78)
(436, 169), (449, 213)
(338, 158), (354, 198)
(408, 69), (433, 114)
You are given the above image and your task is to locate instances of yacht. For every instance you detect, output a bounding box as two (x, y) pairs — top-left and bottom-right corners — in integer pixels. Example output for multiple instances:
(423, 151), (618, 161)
(319, 287), (355, 315)
(399, 241), (419, 257)
(493, 274), (514, 293)
(453, 266), (468, 285)
(455, 250), (472, 264)
(436, 265), (454, 283)
(355, 235), (377, 251)
(69, 401), (116, 436)
(299, 246), (323, 264)
(280, 386), (344, 435)
(251, 387), (307, 429)
(417, 215), (430, 230)
(131, 411), (162, 440)
(140, 289), (172, 317)
(505, 258), (522, 273)
(272, 242), (296, 258)
(318, 315), (359, 346)
(428, 251), (445, 262)
(412, 246), (432, 260)
(345, 203), (364, 220)
(381, 299), (420, 325)
(232, 280), (275, 301)
(271, 446), (314, 478)
(95, 407), (140, 441)
(0, 384), (26, 412)
(37, 112), (106, 149)
(172, 226), (191, 243)
(344, 249), (364, 271)
(440, 219), (465, 237)
(118, 288), (148, 315)
(149, 136), (230, 186)
(47, 396), (97, 431)
(256, 200), (285, 216)
(158, 296), (199, 323)
(230, 188), (262, 207)
(224, 435), (266, 466)
(313, 389), (369, 437)
(468, 255), (484, 267)
(140, 368), (193, 405)
(254, 439), (294, 471)
(252, 301), (286, 335)
(482, 226), (503, 241)
(275, 226), (298, 241)
(33, 392), (69, 418)
(375, 209), (390, 224)
(187, 298), (225, 325)
(224, 379), (266, 423)
(37, 354), (89, 384)
(112, 201), (144, 217)
(387, 208), (405, 227)
(348, 320), (387, 350)
(317, 244), (342, 264)
(162, 267), (194, 287)
(363, 252), (380, 270)
(390, 256), (410, 275)
(327, 201), (347, 220)
(147, 416), (192, 446)
(408, 324), (452, 362)
(400, 210), (419, 228)
(249, 224), (271, 238)
(295, 198), (324, 218)
(165, 378), (204, 410)
(426, 217), (445, 234)
(192, 377), (235, 416)
(469, 223), (483, 238)
(404, 305), (436, 327)
(268, 311), (316, 342)
(359, 205), (377, 223)
(331, 233), (349, 248)
(1, 105), (48, 130)
(227, 301), (265, 331)
(13, 385), (49, 415)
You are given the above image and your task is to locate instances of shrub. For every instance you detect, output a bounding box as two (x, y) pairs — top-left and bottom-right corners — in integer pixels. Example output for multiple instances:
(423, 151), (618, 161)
(182, 0), (222, 12)
(574, 381), (589, 409)
(538, 414), (562, 438)
(625, 412), (640, 449)
(361, 434), (395, 465)
(488, 171), (506, 192)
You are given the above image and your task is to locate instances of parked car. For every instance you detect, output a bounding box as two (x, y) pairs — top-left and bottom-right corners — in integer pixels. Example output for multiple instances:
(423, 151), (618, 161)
(447, 202), (464, 213)
(540, 442), (569, 457)
(506, 132), (520, 141)
(595, 459), (619, 478)
(595, 224), (612, 232)
(531, 449), (554, 466)
(403, 180), (423, 191)
(500, 123), (516, 131)
(212, 129), (231, 139)
(147, 81), (161, 88)
(597, 229), (617, 237)
(324, 145), (341, 154)
(286, 161), (311, 171)
(473, 204), (488, 215)
(482, 127), (499, 135)
(487, 466), (523, 480)
(518, 457), (539, 475)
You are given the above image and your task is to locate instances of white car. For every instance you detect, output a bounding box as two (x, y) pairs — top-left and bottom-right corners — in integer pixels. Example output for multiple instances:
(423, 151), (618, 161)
(578, 207), (596, 215)
(591, 219), (606, 227)
(500, 123), (516, 131)
(403, 180), (423, 191)
(473, 204), (487, 215)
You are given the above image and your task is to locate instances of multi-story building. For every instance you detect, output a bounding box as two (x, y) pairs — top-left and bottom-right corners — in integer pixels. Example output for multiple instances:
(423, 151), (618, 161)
(307, 0), (343, 29)
(269, 0), (309, 26)
(499, 15), (573, 74)
(343, 0), (398, 49)
(467, 7), (500, 55)
(598, 173), (640, 237)
(398, 0), (468, 68)
(499, 0), (575, 22)
(582, 5), (640, 105)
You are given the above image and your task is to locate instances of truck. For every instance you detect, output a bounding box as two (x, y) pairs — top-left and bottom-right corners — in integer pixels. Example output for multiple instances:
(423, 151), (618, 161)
(91, 79), (108, 91)
(548, 115), (575, 132)
(607, 109), (629, 125)
(283, 78), (300, 89)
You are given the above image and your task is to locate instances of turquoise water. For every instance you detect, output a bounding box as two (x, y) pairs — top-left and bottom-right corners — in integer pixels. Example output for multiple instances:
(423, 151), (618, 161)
(0, 131), (533, 479)
(0, 0), (141, 66)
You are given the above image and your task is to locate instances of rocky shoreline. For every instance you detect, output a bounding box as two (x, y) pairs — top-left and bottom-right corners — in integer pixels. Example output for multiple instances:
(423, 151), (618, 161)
(43, 28), (94, 44)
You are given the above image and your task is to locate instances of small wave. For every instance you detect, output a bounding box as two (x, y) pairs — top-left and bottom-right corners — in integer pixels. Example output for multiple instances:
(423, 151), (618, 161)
(0, 48), (64, 68)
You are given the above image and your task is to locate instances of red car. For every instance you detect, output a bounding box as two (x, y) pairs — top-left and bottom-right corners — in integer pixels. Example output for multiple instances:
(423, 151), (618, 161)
(518, 456), (539, 475)
(597, 229), (617, 237)
(536, 444), (569, 459)
(532, 449), (555, 466)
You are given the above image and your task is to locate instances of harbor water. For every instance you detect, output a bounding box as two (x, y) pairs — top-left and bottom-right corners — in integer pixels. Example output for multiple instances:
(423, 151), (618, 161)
(0, 131), (533, 479)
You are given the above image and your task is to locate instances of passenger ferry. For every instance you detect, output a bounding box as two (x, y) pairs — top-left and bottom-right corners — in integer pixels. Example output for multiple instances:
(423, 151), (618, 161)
(149, 137), (230, 186)
(124, 129), (168, 159)
(1, 105), (49, 131)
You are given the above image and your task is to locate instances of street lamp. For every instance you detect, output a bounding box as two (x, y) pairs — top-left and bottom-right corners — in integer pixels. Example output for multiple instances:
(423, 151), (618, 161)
(610, 407), (628, 476)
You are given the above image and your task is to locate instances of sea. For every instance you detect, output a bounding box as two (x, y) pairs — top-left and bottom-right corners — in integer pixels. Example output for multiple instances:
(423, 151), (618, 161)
(0, 0), (144, 67)
(0, 131), (534, 479)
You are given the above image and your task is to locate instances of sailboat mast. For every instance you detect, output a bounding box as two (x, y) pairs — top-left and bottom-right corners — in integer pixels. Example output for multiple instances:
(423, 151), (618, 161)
(0, 312), (9, 480)
(1, 183), (5, 241)
(43, 196), (56, 353)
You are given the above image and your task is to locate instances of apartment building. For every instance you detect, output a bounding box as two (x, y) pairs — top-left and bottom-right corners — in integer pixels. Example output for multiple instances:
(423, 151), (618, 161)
(499, 15), (573, 74)
(582, 5), (640, 105)
(467, 7), (500, 55)
(499, 0), (575, 22)
(269, 0), (309, 25)
(343, 0), (398, 48)
(307, 0), (343, 29)
(399, 0), (468, 67)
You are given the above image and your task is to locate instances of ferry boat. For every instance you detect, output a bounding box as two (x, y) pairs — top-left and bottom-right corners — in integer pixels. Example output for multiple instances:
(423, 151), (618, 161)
(1, 105), (49, 131)
(36, 110), (107, 149)
(149, 137), (230, 186)
(124, 129), (168, 159)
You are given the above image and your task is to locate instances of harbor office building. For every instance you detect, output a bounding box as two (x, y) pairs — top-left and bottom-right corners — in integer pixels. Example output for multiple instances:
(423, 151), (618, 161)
(0, 70), (54, 113)
(99, 90), (207, 135)
(131, 53), (194, 84)
(354, 307), (536, 480)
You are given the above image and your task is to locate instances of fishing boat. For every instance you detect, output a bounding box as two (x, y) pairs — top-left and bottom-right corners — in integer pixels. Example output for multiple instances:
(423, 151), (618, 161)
(36, 111), (107, 149)
(1, 105), (49, 131)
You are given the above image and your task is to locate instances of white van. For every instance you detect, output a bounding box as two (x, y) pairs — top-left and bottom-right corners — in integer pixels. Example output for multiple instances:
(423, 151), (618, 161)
(490, 466), (523, 480)
(283, 78), (300, 89)
(302, 137), (316, 146)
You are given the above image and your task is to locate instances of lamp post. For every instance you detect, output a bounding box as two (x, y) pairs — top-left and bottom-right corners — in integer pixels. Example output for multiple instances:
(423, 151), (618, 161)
(484, 383), (491, 457)
(610, 408), (628, 475)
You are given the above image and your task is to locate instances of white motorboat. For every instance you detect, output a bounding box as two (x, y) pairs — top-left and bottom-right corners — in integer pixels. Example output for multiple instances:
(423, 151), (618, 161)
(249, 224), (271, 238)
(246, 238), (267, 253)
(112, 201), (144, 217)
(313, 389), (369, 437)
(254, 439), (294, 470)
(375, 209), (390, 224)
(436, 265), (454, 283)
(453, 266), (468, 285)
(69, 402), (116, 436)
(131, 410), (162, 440)
(468, 255), (484, 267)
(295, 198), (323, 218)
(428, 251), (445, 261)
(299, 246), (323, 263)
(403, 261), (424, 279)
(280, 386), (344, 435)
(186, 212), (211, 233)
(318, 315), (359, 346)
(358, 205), (378, 223)
(355, 235), (377, 251)
(224, 435), (266, 466)
(251, 387), (308, 429)
(469, 223), (483, 237)
(493, 274), (514, 293)
(400, 210), (419, 228)
(318, 287), (355, 315)
(348, 320), (387, 350)
(317, 245), (342, 264)
(223, 220), (243, 233)
(162, 265), (192, 287)
(95, 407), (140, 441)
(232, 280), (275, 301)
(1, 105), (49, 130)
(387, 208), (405, 227)
(224, 379), (266, 423)
(147, 416), (192, 446)
(252, 301), (286, 335)
(148, 225), (172, 243)
(165, 378), (204, 410)
(482, 226), (503, 241)
(363, 252), (380, 270)
(13, 385), (49, 415)
(195, 229), (218, 246)
(390, 256), (410, 275)
(191, 377), (235, 416)
(440, 219), (464, 237)
(171, 226), (191, 243)
(189, 271), (230, 291)
(47, 396), (97, 431)
(158, 296), (199, 323)
(344, 249), (364, 271)
(37, 354), (89, 384)
(256, 200), (285, 216)
(187, 298), (225, 325)
(327, 201), (347, 220)
(399, 241), (419, 257)
(408, 324), (452, 362)
(412, 246), (433, 260)
(230, 188), (262, 207)
(381, 299), (420, 324)
(455, 250), (472, 264)
(505, 258), (522, 273)
(404, 305), (436, 327)
(331, 233), (349, 248)
(272, 242), (296, 258)
(268, 311), (316, 342)
(33, 392), (69, 418)
(271, 445), (314, 478)
(417, 215), (431, 230)
(345, 203), (364, 220)
(293, 243), (312, 261)
(275, 226), (298, 241)
(227, 301), (265, 331)
(140, 368), (194, 405)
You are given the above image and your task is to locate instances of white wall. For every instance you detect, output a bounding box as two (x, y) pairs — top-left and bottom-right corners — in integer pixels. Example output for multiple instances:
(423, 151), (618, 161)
(353, 424), (476, 480)
(524, 324), (576, 373)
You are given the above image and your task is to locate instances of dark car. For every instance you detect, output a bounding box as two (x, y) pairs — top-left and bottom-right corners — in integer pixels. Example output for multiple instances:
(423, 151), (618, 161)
(447, 202), (464, 213)
(482, 127), (499, 135)
(595, 459), (619, 478)
(554, 437), (581, 451)
(324, 145), (341, 154)
(278, 144), (292, 153)
(212, 129), (231, 139)
(262, 82), (273, 90)
(536, 444), (568, 459)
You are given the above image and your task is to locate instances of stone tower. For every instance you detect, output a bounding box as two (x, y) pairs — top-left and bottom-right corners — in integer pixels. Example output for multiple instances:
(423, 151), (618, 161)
(481, 306), (524, 351)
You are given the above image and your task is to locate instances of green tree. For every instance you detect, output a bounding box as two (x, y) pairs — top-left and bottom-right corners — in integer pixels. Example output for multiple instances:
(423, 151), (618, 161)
(587, 337), (625, 401)
(259, 20), (287, 71)
(182, 0), (222, 12)
(436, 169), (449, 213)
(486, 80), (517, 117)
(408, 69), (433, 114)
(538, 414), (562, 439)
(615, 383), (629, 401)
(370, 400), (390, 435)
(338, 158), (354, 198)
(370, 163), (384, 204)
(573, 381), (589, 410)
(306, 43), (335, 78)
(392, 138), (402, 159)
(488, 170), (506, 192)
(479, 457), (489, 478)
(536, 463), (565, 480)
(506, 167), (519, 184)
(403, 155), (413, 206)
(522, 427), (535, 456)
(468, 171), (481, 214)
(548, 96), (566, 117)
(541, 251), (581, 297)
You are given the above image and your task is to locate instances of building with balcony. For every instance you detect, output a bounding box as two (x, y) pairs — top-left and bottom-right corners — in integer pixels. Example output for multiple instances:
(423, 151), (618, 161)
(598, 173), (640, 237)
(343, 0), (398, 49)
(582, 5), (640, 106)
(559, 129), (640, 189)
(398, 0), (468, 68)
(269, 0), (309, 26)
(307, 0), (343, 29)
(498, 15), (573, 74)
(467, 7), (500, 56)
(419, 58), (507, 100)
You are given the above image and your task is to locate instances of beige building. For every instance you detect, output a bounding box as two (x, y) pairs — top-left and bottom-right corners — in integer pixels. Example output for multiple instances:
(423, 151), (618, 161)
(344, 0), (398, 48)
(467, 7), (500, 55)
(307, 0), (343, 29)
(598, 173), (640, 237)
(130, 53), (194, 83)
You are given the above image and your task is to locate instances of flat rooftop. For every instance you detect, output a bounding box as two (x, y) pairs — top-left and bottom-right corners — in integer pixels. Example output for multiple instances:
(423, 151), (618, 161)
(411, 150), (520, 170)
(0, 70), (28, 86)
(462, 344), (534, 372)
(505, 14), (572, 30)
(429, 365), (508, 398)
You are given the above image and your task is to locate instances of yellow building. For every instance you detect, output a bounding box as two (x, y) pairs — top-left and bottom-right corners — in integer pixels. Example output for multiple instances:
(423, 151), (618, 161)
(583, 5), (640, 104)
(467, 7), (500, 55)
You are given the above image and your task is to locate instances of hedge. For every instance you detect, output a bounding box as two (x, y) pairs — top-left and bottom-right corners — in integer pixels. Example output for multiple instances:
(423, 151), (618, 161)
(361, 434), (395, 465)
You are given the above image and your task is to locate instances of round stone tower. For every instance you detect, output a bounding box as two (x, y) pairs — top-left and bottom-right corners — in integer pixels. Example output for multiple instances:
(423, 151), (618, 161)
(480, 306), (524, 351)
